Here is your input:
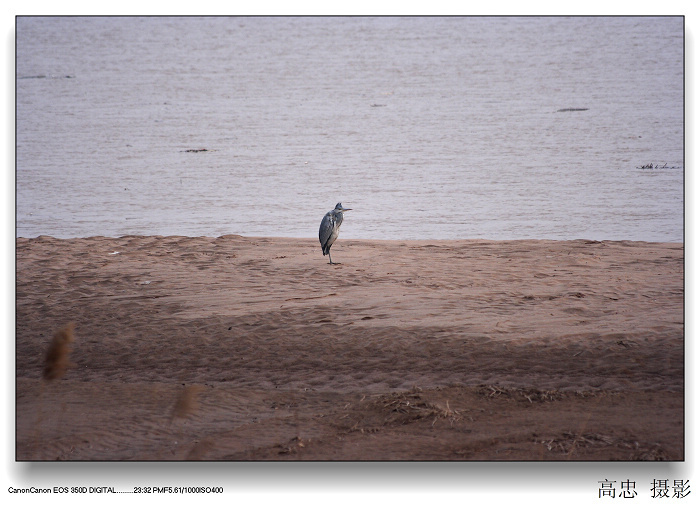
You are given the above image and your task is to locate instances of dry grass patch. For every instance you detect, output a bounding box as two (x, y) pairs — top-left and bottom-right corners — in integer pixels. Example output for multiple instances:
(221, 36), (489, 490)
(478, 385), (598, 403)
(539, 431), (670, 460)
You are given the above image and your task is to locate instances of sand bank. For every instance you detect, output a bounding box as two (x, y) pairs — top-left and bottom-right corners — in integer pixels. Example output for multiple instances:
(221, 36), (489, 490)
(16, 235), (684, 460)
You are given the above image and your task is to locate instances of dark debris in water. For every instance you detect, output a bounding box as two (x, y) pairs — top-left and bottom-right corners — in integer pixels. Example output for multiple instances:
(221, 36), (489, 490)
(557, 107), (589, 112)
(18, 74), (74, 79)
(636, 162), (682, 169)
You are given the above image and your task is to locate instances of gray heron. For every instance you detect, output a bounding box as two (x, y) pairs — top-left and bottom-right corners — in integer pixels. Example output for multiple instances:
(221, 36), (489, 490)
(319, 202), (352, 264)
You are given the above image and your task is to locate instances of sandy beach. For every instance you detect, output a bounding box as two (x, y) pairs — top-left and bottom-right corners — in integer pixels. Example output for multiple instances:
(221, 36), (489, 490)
(16, 235), (684, 460)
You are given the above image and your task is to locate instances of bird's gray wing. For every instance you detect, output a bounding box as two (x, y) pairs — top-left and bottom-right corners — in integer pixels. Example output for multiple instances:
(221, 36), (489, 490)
(319, 212), (335, 249)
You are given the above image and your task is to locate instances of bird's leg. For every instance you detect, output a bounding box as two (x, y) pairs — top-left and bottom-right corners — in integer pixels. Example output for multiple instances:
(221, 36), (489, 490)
(328, 252), (334, 264)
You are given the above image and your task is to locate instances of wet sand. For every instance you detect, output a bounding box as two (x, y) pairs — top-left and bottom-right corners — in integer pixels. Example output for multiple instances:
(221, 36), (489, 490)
(16, 235), (684, 460)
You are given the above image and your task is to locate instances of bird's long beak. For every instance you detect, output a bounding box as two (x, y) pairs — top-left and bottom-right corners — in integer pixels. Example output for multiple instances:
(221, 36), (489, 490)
(341, 207), (352, 212)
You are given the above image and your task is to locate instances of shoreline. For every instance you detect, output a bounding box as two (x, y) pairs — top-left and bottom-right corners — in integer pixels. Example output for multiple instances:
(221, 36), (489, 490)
(17, 233), (685, 244)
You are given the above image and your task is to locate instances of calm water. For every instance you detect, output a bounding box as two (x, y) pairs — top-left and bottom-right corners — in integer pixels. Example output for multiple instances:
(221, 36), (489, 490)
(16, 16), (684, 241)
